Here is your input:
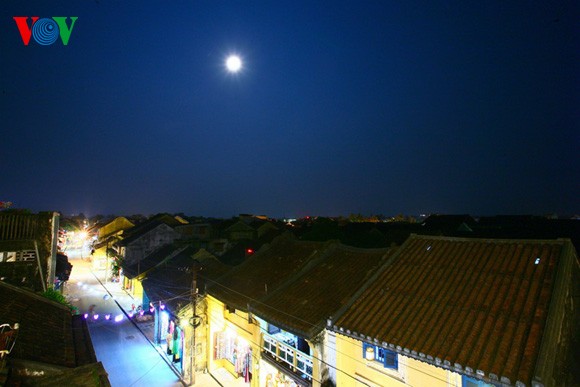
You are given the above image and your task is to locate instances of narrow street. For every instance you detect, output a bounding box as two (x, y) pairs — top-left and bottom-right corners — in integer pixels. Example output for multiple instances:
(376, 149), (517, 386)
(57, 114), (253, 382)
(64, 248), (186, 387)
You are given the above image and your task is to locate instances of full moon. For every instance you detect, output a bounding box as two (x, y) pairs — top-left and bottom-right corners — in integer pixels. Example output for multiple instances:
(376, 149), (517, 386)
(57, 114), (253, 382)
(226, 55), (242, 73)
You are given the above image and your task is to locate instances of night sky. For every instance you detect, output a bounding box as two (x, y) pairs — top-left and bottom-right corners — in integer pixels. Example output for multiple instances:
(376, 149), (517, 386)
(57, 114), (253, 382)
(1, 1), (578, 218)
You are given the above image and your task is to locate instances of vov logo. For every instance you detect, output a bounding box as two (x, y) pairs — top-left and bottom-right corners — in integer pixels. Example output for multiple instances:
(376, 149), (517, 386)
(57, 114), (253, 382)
(13, 17), (78, 46)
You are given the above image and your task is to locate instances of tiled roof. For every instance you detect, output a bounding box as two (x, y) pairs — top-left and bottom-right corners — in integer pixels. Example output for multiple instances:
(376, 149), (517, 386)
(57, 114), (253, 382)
(116, 221), (167, 247)
(0, 282), (79, 367)
(122, 243), (184, 278)
(142, 247), (230, 313)
(333, 234), (573, 386)
(13, 361), (110, 386)
(208, 236), (327, 310)
(253, 244), (395, 338)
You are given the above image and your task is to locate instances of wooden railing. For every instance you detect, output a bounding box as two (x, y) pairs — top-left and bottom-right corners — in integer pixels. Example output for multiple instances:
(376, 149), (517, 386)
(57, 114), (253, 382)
(262, 332), (313, 379)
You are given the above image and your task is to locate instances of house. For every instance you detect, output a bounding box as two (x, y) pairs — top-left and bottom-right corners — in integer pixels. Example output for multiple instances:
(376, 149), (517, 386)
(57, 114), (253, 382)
(203, 235), (395, 386)
(91, 216), (134, 272)
(328, 234), (578, 387)
(122, 243), (189, 304)
(114, 215), (181, 287)
(250, 242), (396, 386)
(0, 281), (110, 386)
(204, 235), (326, 386)
(421, 214), (478, 234)
(140, 246), (230, 383)
(0, 212), (60, 291)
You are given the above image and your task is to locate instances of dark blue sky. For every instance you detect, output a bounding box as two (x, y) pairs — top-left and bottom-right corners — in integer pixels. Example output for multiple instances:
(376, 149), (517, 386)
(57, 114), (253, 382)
(1, 1), (578, 218)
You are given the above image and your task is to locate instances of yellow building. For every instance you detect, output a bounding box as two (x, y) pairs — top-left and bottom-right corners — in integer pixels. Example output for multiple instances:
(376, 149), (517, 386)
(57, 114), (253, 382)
(144, 233), (578, 387)
(328, 235), (578, 387)
(92, 216), (134, 272)
(203, 235), (395, 387)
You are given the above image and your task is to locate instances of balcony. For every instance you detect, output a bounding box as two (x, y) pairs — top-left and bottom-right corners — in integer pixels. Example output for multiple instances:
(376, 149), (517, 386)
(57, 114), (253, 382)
(262, 332), (313, 383)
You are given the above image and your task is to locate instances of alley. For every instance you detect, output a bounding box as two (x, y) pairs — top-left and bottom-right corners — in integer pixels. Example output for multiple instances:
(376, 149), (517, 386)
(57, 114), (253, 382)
(65, 249), (186, 387)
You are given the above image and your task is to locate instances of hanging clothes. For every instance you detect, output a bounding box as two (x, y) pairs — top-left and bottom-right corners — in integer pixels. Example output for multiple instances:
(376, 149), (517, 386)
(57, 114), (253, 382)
(180, 328), (185, 364)
(166, 332), (173, 355)
(236, 347), (244, 375)
(173, 327), (181, 363)
(232, 348), (238, 373)
(243, 348), (252, 383)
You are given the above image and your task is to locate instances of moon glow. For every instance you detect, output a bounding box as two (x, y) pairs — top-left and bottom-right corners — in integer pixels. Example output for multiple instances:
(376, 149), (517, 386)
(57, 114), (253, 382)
(226, 55), (242, 73)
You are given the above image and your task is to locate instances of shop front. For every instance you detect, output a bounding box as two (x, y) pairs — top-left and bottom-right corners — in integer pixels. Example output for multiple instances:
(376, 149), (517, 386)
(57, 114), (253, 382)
(213, 328), (255, 384)
(156, 308), (186, 375)
(259, 360), (311, 387)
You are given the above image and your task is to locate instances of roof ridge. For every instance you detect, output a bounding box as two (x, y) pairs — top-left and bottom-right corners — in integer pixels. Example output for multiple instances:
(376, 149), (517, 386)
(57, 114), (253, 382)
(328, 235), (415, 328)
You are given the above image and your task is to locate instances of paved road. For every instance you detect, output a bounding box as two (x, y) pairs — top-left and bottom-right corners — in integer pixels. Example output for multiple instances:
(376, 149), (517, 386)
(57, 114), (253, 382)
(65, 249), (185, 387)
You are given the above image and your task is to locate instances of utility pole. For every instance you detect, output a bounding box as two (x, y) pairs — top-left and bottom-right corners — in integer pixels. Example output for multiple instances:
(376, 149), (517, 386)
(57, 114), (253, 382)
(104, 240), (109, 283)
(190, 262), (198, 386)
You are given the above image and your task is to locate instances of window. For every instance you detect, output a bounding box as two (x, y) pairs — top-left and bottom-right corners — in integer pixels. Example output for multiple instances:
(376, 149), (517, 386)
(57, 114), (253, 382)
(363, 343), (398, 370)
(267, 323), (281, 334)
(462, 375), (500, 387)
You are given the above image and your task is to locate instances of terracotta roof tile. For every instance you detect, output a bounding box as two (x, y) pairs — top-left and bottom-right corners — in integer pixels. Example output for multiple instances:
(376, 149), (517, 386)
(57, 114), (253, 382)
(253, 244), (395, 338)
(0, 281), (77, 367)
(333, 235), (569, 385)
(208, 236), (326, 310)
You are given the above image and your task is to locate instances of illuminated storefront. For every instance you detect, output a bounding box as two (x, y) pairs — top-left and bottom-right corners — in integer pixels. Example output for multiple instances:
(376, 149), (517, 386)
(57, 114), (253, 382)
(259, 360), (309, 387)
(213, 329), (254, 383)
(156, 307), (185, 374)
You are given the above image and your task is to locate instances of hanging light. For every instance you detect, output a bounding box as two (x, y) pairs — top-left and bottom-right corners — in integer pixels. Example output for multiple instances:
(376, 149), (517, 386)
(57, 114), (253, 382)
(365, 346), (374, 361)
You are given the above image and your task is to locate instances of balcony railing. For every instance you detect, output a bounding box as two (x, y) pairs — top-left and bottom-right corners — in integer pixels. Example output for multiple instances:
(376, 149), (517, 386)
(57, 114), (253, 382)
(262, 332), (313, 379)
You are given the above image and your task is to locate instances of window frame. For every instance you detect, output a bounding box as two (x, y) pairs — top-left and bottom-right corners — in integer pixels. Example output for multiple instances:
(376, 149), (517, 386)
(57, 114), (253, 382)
(362, 342), (398, 370)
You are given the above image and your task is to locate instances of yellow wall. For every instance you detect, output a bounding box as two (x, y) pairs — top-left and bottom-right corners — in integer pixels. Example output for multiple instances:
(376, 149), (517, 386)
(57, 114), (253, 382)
(335, 333), (460, 387)
(98, 217), (134, 239)
(123, 277), (143, 301)
(206, 295), (260, 386)
(91, 245), (107, 270)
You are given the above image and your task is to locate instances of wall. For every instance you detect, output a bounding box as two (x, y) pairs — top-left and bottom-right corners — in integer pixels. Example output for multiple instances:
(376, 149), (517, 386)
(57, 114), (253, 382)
(98, 217), (134, 239)
(334, 333), (460, 387)
(206, 295), (260, 386)
(124, 224), (178, 266)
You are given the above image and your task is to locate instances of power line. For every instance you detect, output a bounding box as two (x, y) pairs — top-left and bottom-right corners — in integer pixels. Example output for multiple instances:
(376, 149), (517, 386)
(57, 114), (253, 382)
(136, 266), (460, 386)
